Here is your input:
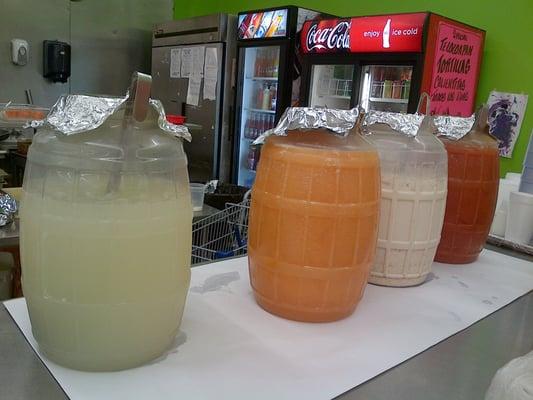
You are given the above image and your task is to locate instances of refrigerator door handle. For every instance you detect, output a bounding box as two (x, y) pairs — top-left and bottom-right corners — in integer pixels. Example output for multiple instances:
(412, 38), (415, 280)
(228, 105), (234, 142)
(231, 58), (237, 88)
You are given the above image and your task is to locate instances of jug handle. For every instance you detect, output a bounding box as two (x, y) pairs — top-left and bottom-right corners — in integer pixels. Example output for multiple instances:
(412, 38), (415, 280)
(126, 72), (152, 122)
(353, 107), (366, 136)
(416, 92), (431, 115)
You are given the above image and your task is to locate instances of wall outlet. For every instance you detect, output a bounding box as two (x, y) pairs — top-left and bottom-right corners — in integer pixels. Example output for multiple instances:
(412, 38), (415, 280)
(11, 39), (29, 66)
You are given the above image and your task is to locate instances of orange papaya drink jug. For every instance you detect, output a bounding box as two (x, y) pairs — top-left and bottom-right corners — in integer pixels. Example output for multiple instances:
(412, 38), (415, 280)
(248, 108), (380, 322)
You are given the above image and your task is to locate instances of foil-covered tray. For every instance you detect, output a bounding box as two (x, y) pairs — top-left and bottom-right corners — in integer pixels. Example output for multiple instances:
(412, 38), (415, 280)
(0, 191), (18, 227)
(254, 107), (359, 144)
(29, 94), (191, 141)
(361, 110), (432, 137)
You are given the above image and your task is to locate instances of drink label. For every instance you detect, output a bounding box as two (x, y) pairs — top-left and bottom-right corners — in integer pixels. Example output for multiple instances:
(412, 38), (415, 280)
(303, 19), (351, 53)
(300, 13), (427, 53)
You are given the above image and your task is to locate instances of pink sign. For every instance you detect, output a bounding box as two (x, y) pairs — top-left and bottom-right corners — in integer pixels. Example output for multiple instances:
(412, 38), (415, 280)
(430, 21), (483, 116)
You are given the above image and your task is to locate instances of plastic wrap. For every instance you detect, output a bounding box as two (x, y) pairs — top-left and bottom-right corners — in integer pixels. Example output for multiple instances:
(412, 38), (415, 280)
(485, 350), (533, 400)
(29, 94), (191, 141)
(253, 107), (359, 144)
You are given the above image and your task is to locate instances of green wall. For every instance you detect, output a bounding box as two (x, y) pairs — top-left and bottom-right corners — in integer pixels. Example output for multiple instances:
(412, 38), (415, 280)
(174, 0), (533, 176)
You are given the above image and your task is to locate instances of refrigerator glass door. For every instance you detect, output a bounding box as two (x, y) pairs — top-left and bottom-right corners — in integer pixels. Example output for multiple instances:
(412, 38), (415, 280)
(236, 45), (280, 187)
(309, 64), (354, 109)
(359, 65), (413, 113)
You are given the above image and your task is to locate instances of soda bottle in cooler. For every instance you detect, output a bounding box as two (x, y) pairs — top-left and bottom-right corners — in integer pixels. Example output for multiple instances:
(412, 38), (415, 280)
(262, 85), (271, 110)
(247, 145), (257, 170)
(259, 114), (266, 137)
(254, 113), (261, 139)
(269, 114), (275, 130)
(270, 85), (277, 111)
(254, 49), (263, 77)
(250, 112), (257, 139)
(272, 49), (279, 77)
(256, 83), (264, 109)
(243, 113), (251, 139)
(265, 48), (272, 77)
(254, 50), (260, 77)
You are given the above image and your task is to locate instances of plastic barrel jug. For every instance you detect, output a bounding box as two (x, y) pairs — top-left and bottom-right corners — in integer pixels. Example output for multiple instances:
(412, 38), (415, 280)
(20, 76), (192, 370)
(365, 118), (447, 286)
(435, 111), (499, 264)
(248, 130), (380, 322)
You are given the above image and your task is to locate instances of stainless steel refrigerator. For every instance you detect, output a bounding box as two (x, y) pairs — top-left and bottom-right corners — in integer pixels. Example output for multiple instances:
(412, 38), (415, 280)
(151, 14), (236, 182)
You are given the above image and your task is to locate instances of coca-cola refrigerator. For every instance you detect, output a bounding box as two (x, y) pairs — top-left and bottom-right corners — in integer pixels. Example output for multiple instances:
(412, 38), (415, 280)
(233, 6), (330, 187)
(299, 13), (485, 116)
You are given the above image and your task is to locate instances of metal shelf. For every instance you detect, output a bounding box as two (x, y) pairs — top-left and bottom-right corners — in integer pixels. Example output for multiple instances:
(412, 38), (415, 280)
(369, 97), (409, 104)
(318, 95), (351, 100)
(245, 76), (279, 81)
(245, 108), (275, 114)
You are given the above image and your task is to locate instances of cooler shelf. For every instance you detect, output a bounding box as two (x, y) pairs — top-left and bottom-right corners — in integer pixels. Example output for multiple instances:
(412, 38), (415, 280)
(244, 108), (275, 114)
(369, 97), (409, 104)
(246, 77), (279, 81)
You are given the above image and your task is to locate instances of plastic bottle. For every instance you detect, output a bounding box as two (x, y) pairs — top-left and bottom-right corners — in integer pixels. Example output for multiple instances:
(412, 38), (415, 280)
(262, 85), (271, 110)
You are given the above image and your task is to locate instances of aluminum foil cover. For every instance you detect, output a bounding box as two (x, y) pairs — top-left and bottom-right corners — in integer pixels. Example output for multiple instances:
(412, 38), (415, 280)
(253, 107), (359, 144)
(434, 114), (476, 141)
(0, 191), (17, 226)
(361, 110), (428, 137)
(29, 94), (191, 141)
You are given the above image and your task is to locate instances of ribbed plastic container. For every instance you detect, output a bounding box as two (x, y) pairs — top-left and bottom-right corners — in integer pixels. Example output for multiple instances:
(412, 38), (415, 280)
(248, 130), (380, 322)
(435, 131), (499, 264)
(365, 124), (447, 287)
(20, 105), (192, 371)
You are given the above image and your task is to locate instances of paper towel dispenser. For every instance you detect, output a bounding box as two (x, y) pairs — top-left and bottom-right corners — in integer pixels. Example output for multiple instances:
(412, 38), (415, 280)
(43, 40), (71, 83)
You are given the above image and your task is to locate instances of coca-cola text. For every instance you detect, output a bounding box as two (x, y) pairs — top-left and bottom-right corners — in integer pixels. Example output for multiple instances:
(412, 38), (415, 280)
(305, 20), (350, 52)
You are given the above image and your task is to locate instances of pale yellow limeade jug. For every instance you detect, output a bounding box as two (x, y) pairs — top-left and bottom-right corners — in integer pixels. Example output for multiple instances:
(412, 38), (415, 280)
(20, 74), (193, 371)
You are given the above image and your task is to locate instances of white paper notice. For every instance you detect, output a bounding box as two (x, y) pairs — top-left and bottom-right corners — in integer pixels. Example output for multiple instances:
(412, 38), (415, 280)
(204, 47), (218, 79)
(186, 75), (202, 106)
(192, 46), (205, 77)
(203, 78), (217, 101)
(180, 48), (193, 78)
(170, 48), (181, 78)
(203, 47), (218, 100)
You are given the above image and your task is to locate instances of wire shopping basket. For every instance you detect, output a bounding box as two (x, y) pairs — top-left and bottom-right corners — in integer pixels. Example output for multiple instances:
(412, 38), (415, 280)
(191, 195), (251, 265)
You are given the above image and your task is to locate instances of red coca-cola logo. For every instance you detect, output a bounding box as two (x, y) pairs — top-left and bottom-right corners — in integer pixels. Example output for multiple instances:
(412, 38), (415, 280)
(304, 20), (350, 52)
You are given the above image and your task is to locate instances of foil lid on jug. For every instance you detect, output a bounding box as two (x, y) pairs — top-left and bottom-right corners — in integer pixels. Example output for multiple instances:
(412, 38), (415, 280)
(433, 111), (479, 141)
(29, 93), (191, 141)
(254, 107), (359, 144)
(0, 191), (17, 226)
(361, 110), (435, 137)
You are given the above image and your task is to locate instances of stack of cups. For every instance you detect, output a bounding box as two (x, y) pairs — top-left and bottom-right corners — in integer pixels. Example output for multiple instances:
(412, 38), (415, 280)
(504, 133), (533, 245)
(490, 177), (519, 236)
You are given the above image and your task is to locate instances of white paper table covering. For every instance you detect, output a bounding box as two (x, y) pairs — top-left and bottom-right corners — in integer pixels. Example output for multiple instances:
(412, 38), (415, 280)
(4, 249), (533, 400)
